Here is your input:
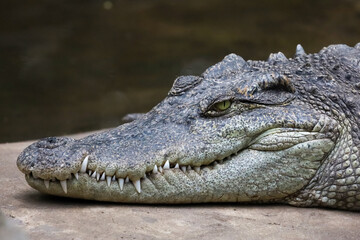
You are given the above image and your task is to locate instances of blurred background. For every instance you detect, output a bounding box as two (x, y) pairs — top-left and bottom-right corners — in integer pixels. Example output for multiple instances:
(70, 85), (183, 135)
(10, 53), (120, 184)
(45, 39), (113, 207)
(1, 0), (360, 143)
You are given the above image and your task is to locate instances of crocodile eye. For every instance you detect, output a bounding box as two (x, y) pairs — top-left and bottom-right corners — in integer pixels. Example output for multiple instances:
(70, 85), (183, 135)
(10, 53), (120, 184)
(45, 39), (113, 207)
(213, 100), (231, 111)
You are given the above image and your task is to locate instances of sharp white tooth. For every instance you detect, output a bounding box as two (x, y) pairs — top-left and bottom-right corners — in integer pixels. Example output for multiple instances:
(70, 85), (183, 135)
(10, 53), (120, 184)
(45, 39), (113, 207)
(91, 171), (97, 178)
(96, 172), (100, 181)
(133, 180), (141, 193)
(159, 166), (163, 173)
(125, 176), (129, 183)
(118, 178), (124, 190)
(100, 172), (106, 181)
(181, 166), (186, 173)
(88, 170), (92, 176)
(60, 180), (67, 194)
(106, 176), (111, 186)
(44, 180), (49, 189)
(163, 160), (170, 169)
(80, 156), (89, 173)
(74, 173), (79, 180)
(152, 165), (158, 174)
(194, 166), (200, 173)
(112, 176), (116, 181)
(187, 166), (192, 171)
(175, 163), (179, 169)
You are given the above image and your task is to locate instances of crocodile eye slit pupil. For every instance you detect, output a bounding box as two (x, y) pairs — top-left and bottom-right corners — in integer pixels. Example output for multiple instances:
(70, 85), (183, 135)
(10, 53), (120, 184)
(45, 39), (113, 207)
(214, 100), (231, 111)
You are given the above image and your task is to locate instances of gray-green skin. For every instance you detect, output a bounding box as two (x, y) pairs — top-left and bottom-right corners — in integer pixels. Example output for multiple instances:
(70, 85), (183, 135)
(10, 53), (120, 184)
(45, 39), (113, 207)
(17, 43), (360, 211)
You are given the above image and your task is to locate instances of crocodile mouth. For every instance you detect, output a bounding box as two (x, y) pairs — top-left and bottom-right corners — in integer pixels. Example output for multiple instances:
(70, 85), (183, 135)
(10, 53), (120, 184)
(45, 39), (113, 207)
(25, 153), (234, 194)
(25, 127), (330, 195)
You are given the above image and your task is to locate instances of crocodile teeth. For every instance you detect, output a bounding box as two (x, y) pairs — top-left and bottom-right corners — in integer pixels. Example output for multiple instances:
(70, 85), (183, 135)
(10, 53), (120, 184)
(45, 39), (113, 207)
(133, 180), (141, 193)
(174, 163), (179, 169)
(44, 180), (49, 189)
(96, 172), (100, 181)
(163, 160), (170, 169)
(118, 178), (124, 190)
(187, 166), (192, 171)
(74, 173), (79, 180)
(181, 166), (186, 173)
(194, 166), (200, 173)
(125, 176), (129, 183)
(60, 180), (67, 193)
(106, 176), (111, 186)
(80, 156), (89, 173)
(100, 172), (106, 181)
(88, 170), (92, 176)
(91, 171), (97, 178)
(112, 176), (116, 181)
(159, 166), (163, 173)
(152, 165), (158, 174)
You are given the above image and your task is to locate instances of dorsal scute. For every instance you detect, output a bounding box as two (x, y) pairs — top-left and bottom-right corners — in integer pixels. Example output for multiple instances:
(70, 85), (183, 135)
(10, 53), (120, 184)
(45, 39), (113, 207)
(202, 53), (247, 79)
(295, 44), (306, 57)
(355, 42), (360, 50)
(267, 52), (288, 64)
(320, 44), (360, 70)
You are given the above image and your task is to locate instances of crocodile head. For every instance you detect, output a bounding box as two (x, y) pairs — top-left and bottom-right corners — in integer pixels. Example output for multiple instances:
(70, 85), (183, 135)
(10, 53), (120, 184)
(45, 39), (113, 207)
(17, 43), (360, 210)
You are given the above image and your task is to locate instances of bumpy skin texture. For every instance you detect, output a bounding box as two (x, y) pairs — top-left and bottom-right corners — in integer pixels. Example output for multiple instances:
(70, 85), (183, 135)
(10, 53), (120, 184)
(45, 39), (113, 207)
(17, 43), (360, 210)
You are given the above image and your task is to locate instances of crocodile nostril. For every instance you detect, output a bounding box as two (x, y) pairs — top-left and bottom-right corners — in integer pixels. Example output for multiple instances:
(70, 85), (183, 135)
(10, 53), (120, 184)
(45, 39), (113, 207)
(35, 137), (72, 149)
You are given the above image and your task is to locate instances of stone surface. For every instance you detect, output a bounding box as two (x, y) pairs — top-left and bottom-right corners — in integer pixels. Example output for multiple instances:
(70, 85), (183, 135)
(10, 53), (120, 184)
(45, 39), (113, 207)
(1, 132), (360, 240)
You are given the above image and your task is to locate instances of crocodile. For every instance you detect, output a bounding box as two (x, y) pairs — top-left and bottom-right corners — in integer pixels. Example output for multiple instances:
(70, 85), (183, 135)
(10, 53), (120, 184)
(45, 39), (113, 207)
(17, 43), (360, 210)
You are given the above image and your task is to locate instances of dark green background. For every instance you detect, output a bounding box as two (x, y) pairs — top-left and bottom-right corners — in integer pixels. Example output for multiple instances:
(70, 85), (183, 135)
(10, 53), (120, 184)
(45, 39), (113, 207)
(1, 0), (360, 142)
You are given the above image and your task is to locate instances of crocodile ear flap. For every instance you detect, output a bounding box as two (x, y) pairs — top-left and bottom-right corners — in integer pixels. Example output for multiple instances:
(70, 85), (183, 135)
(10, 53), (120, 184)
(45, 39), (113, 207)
(257, 73), (295, 94)
(202, 54), (247, 79)
(238, 73), (295, 105)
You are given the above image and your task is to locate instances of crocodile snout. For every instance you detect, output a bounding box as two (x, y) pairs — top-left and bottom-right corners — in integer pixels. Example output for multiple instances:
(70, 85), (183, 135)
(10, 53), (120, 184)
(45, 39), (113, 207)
(35, 137), (70, 149)
(17, 136), (87, 181)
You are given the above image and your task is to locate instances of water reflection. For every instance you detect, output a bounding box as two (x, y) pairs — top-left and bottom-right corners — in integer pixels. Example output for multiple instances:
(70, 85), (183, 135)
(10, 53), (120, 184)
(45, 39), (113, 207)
(1, 0), (360, 142)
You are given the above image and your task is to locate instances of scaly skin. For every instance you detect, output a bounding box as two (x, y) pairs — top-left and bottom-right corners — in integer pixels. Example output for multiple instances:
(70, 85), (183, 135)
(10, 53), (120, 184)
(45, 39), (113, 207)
(17, 43), (360, 210)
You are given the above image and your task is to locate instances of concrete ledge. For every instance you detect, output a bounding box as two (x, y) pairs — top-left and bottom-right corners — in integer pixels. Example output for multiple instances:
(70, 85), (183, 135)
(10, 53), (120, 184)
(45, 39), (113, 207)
(1, 132), (359, 240)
